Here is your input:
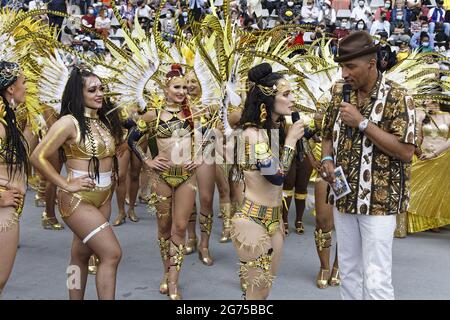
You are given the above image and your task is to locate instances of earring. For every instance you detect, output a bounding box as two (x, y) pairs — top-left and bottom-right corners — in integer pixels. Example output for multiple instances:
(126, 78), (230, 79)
(260, 103), (267, 125)
(10, 98), (16, 108)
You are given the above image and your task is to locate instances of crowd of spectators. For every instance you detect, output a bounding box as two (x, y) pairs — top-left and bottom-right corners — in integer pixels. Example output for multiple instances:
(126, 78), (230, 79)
(2, 0), (450, 72)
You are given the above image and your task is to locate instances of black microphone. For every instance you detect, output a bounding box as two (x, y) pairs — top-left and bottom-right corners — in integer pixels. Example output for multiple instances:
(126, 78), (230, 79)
(291, 112), (317, 160)
(342, 83), (353, 139)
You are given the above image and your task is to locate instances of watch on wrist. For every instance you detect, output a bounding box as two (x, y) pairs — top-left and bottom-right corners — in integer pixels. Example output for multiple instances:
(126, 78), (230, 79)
(358, 118), (369, 132)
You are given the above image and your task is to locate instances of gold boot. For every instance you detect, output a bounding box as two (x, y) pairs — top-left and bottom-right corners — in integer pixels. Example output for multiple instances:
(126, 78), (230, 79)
(88, 255), (99, 275)
(127, 208), (139, 222)
(185, 211), (197, 255)
(219, 203), (232, 243)
(41, 212), (64, 230)
(198, 212), (213, 265)
(158, 237), (170, 294)
(168, 241), (185, 300)
(314, 228), (332, 289)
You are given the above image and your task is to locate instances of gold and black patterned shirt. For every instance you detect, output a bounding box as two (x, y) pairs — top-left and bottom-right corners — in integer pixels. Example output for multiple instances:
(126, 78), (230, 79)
(322, 74), (416, 216)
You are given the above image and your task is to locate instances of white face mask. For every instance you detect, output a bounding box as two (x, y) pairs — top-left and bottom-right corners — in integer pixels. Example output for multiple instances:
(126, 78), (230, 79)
(422, 42), (429, 47)
(287, 1), (294, 6)
(88, 9), (94, 14)
(422, 27), (429, 32)
(385, 3), (391, 8)
(358, 23), (364, 29)
(182, 12), (188, 17)
(104, 12), (108, 18)
(308, 5), (313, 8)
(166, 14), (172, 19)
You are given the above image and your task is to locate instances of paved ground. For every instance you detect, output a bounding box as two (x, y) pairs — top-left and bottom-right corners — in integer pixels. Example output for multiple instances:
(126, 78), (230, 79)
(3, 186), (450, 300)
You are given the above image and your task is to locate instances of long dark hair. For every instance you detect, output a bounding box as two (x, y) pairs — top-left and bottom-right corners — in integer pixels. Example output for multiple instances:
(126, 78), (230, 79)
(239, 63), (286, 146)
(0, 94), (29, 179)
(59, 67), (122, 144)
(59, 67), (122, 180)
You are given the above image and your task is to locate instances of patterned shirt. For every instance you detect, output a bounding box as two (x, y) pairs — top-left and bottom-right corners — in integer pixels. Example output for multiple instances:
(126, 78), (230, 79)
(322, 74), (416, 216)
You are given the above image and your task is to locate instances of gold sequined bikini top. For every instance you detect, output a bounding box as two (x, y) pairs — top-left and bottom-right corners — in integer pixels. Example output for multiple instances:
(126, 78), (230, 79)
(155, 109), (192, 139)
(62, 115), (116, 160)
(422, 123), (449, 139)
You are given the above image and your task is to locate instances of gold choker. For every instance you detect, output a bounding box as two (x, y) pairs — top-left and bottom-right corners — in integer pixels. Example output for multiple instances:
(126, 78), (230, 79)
(84, 108), (99, 119)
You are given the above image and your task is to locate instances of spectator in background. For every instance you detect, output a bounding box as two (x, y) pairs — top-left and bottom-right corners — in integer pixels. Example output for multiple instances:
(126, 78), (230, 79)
(190, 0), (205, 21)
(354, 18), (368, 32)
(396, 38), (411, 61)
(375, 0), (392, 22)
(178, 6), (190, 29)
(28, 0), (48, 21)
(81, 38), (97, 59)
(264, 0), (279, 16)
(136, 0), (152, 30)
(371, 11), (391, 37)
(331, 18), (351, 54)
(318, 0), (336, 31)
(434, 22), (448, 48)
(391, 1), (409, 31)
(120, 0), (135, 29)
(429, 0), (449, 36)
(47, 0), (68, 40)
(279, 1), (301, 24)
(95, 7), (111, 37)
(82, 5), (97, 28)
(418, 32), (434, 52)
(93, 0), (103, 15)
(301, 0), (320, 24)
(406, 0), (422, 22)
(391, 20), (411, 44)
(377, 31), (397, 72)
(161, 10), (176, 42)
(350, 0), (373, 30)
(411, 20), (434, 49)
(409, 12), (422, 34)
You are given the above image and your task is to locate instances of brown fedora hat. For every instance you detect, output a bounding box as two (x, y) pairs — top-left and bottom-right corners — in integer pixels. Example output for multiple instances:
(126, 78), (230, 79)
(334, 31), (380, 62)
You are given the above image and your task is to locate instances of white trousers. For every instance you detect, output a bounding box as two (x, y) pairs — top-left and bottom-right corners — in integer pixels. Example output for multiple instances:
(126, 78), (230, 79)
(333, 207), (397, 300)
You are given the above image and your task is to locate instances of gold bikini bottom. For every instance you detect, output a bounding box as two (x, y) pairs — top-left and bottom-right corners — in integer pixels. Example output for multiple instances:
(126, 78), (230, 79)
(159, 166), (192, 189)
(58, 185), (113, 218)
(0, 186), (24, 232)
(237, 198), (283, 236)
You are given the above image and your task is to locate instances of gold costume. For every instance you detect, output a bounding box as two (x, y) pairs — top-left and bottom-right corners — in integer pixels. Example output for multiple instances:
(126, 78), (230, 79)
(0, 186), (24, 232)
(407, 149), (450, 233)
(57, 114), (115, 218)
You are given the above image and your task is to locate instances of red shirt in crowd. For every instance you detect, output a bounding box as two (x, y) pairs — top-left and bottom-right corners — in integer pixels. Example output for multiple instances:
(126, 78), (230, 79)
(82, 14), (96, 28)
(288, 33), (304, 47)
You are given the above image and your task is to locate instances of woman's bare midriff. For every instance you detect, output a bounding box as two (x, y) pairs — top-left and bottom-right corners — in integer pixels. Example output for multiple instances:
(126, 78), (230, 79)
(243, 170), (283, 208)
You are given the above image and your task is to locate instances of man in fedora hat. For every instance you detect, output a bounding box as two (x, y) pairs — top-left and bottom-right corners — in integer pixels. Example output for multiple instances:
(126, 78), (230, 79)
(320, 31), (416, 300)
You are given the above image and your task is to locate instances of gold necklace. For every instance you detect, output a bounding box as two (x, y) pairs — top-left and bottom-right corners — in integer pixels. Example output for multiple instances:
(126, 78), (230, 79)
(84, 107), (99, 119)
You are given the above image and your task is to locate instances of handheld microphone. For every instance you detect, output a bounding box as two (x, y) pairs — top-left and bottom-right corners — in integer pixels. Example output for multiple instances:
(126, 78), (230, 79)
(342, 83), (353, 139)
(291, 112), (317, 160)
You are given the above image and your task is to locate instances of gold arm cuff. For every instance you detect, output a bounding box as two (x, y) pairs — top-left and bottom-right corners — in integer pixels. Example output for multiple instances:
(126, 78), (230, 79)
(280, 145), (296, 172)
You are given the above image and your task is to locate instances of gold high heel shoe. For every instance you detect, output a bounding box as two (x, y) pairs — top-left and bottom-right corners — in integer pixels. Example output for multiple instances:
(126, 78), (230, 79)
(159, 273), (169, 294)
(167, 281), (182, 300)
(219, 203), (232, 243)
(329, 267), (341, 286)
(295, 220), (304, 235)
(41, 212), (64, 230)
(35, 194), (46, 207)
(185, 237), (197, 255)
(88, 255), (99, 275)
(316, 268), (330, 289)
(198, 247), (214, 266)
(113, 213), (126, 226)
(128, 209), (139, 222)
